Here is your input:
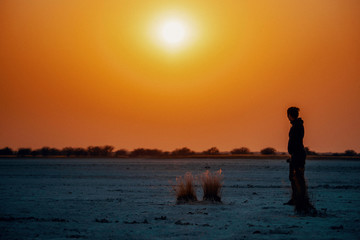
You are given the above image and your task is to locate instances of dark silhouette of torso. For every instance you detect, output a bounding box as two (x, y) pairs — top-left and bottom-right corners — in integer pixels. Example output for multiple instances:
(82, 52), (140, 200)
(288, 117), (306, 167)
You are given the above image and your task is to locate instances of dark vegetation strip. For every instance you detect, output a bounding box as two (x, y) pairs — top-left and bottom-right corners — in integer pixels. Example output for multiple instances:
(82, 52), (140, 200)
(0, 146), (358, 160)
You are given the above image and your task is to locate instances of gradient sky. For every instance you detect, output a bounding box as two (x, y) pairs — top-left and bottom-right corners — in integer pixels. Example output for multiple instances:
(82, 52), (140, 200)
(1, 0), (359, 153)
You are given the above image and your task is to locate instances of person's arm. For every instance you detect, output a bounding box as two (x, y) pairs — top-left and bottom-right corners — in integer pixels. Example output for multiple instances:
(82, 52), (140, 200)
(288, 127), (295, 155)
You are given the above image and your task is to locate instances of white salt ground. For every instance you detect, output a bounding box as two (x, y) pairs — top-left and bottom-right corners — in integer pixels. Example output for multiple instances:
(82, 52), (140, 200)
(0, 158), (359, 239)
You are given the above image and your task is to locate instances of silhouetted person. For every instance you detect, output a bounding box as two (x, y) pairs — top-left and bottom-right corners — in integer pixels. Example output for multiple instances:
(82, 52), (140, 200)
(285, 107), (316, 214)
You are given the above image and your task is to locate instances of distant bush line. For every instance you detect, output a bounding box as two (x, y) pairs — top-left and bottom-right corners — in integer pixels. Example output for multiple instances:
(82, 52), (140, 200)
(0, 146), (358, 158)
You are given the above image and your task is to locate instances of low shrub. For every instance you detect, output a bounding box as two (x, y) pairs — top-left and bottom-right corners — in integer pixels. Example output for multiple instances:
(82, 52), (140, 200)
(230, 147), (250, 154)
(202, 147), (220, 155)
(260, 147), (276, 155)
(171, 147), (195, 156)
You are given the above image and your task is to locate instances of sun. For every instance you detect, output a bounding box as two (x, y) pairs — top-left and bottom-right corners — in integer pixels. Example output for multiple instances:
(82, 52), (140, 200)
(161, 20), (186, 45)
(158, 19), (189, 47)
(147, 13), (197, 52)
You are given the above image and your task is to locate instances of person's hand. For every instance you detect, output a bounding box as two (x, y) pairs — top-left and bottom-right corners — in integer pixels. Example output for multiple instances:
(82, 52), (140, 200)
(286, 158), (291, 163)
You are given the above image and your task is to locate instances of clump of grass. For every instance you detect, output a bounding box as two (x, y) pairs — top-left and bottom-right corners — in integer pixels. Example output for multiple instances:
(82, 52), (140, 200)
(201, 169), (223, 202)
(175, 172), (197, 203)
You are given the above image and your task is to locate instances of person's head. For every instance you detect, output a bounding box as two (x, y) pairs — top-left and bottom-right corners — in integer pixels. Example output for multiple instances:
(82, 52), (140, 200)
(287, 107), (299, 121)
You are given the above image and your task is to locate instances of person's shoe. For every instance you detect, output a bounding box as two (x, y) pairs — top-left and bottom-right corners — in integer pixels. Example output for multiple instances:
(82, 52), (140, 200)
(283, 199), (295, 205)
(296, 205), (318, 216)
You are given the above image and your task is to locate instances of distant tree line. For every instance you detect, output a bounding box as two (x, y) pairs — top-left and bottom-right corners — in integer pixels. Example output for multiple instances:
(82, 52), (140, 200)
(0, 146), (358, 158)
(0, 146), (116, 158)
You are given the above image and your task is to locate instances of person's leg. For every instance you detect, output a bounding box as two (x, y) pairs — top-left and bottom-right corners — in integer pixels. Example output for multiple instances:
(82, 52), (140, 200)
(297, 167), (306, 197)
(293, 167), (304, 212)
(294, 167), (316, 214)
(284, 164), (296, 205)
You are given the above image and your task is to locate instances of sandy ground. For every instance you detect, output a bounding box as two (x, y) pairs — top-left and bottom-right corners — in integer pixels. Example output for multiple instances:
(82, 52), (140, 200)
(0, 158), (359, 239)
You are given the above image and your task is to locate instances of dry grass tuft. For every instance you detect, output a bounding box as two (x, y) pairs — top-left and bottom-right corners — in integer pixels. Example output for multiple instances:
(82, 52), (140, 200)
(175, 172), (197, 202)
(201, 169), (223, 202)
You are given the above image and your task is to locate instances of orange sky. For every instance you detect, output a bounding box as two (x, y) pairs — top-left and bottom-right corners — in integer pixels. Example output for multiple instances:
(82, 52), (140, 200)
(1, 0), (360, 153)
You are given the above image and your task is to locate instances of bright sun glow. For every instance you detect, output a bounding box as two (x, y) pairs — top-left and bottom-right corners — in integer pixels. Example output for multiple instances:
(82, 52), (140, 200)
(158, 19), (189, 48)
(148, 13), (198, 52)
(161, 20), (186, 44)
